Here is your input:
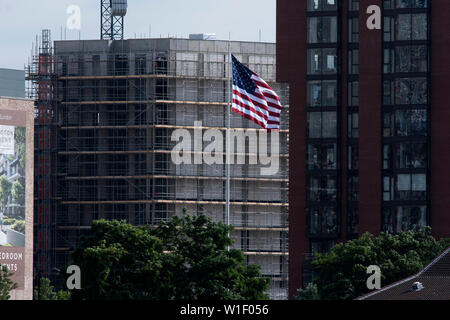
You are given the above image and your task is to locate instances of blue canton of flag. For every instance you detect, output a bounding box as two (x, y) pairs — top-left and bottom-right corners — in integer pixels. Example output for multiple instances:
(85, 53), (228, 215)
(231, 54), (283, 131)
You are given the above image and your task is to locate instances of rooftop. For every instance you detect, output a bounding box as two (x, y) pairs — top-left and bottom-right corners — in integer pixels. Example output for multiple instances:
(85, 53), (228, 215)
(357, 247), (450, 300)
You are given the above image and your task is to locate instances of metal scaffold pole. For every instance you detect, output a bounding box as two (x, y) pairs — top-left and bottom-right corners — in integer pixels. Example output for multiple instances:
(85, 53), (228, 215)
(226, 35), (232, 249)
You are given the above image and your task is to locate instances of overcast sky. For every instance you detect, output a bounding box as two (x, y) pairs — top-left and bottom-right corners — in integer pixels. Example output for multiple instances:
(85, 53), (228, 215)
(0, 0), (276, 70)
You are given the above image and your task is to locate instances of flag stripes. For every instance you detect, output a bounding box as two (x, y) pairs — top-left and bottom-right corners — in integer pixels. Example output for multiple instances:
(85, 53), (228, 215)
(231, 55), (283, 131)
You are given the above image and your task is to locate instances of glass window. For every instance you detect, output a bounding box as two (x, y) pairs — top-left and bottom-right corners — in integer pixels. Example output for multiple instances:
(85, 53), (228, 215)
(384, 176), (394, 201)
(348, 176), (359, 201)
(395, 78), (427, 105)
(311, 240), (335, 254)
(395, 206), (427, 233)
(308, 175), (337, 202)
(307, 112), (322, 138)
(308, 0), (338, 11)
(324, 144), (337, 170)
(397, 14), (427, 41)
(308, 207), (338, 235)
(384, 144), (392, 169)
(307, 80), (337, 107)
(307, 48), (338, 75)
(348, 49), (359, 75)
(348, 81), (359, 107)
(384, 48), (394, 74)
(308, 176), (322, 201)
(384, 0), (394, 9)
(396, 0), (428, 9)
(308, 16), (338, 43)
(348, 17), (359, 43)
(382, 207), (394, 233)
(396, 142), (427, 169)
(348, 112), (359, 138)
(307, 112), (337, 138)
(307, 143), (337, 170)
(307, 81), (322, 107)
(349, 0), (359, 11)
(396, 46), (428, 73)
(396, 173), (427, 200)
(384, 16), (394, 42)
(383, 112), (394, 137)
(383, 80), (394, 105)
(348, 144), (359, 170)
(307, 144), (321, 170)
(347, 206), (359, 235)
(395, 109), (427, 136)
(322, 112), (337, 138)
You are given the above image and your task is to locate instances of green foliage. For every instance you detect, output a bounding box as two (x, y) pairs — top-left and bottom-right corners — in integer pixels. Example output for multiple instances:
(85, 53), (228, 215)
(15, 127), (26, 170)
(11, 220), (25, 234)
(295, 283), (320, 300)
(71, 213), (269, 300)
(12, 181), (25, 207)
(0, 175), (12, 213)
(34, 278), (71, 300)
(2, 218), (15, 225)
(310, 227), (450, 300)
(0, 265), (17, 300)
(149, 213), (270, 300)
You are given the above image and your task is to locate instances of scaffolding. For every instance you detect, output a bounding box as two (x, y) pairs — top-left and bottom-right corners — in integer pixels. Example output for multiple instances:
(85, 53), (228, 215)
(25, 29), (57, 282)
(27, 36), (290, 299)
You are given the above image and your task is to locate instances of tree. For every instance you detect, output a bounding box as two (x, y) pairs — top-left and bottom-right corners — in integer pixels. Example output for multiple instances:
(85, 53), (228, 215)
(295, 283), (320, 300)
(34, 278), (71, 300)
(150, 213), (270, 300)
(71, 213), (270, 300)
(0, 175), (12, 215)
(12, 181), (25, 207)
(0, 265), (17, 300)
(15, 127), (26, 170)
(309, 227), (450, 300)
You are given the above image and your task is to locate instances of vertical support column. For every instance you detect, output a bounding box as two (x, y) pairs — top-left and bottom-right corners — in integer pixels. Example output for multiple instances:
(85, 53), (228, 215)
(276, 0), (308, 298)
(431, 0), (450, 238)
(358, 0), (382, 236)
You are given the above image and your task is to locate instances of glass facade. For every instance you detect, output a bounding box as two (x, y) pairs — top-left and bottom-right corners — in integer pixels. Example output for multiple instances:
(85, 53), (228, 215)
(306, 0), (340, 247)
(347, 0), (359, 238)
(382, 0), (430, 233)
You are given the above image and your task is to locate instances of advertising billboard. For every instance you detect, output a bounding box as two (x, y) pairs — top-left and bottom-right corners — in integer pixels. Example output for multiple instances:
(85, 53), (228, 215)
(0, 98), (33, 300)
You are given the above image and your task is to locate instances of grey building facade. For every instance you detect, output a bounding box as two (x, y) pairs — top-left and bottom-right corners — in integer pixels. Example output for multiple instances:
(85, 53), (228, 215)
(0, 68), (25, 98)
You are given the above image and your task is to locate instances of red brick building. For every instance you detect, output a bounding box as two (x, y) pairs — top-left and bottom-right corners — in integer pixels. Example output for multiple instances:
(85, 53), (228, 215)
(277, 0), (450, 298)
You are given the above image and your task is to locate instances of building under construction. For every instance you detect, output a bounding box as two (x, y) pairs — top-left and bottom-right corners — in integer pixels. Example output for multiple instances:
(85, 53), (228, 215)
(26, 31), (290, 299)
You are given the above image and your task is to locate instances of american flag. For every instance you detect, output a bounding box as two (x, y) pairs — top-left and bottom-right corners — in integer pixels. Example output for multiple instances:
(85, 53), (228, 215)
(231, 54), (283, 131)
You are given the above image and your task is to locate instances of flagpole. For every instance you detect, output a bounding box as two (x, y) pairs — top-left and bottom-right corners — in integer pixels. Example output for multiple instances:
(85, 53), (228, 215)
(226, 33), (231, 250)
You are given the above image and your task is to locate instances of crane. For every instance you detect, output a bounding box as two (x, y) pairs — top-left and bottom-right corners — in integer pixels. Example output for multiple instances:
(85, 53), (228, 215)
(101, 0), (128, 40)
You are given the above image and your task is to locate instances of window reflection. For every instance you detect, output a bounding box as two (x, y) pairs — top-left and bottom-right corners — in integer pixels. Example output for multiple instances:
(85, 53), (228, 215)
(397, 14), (427, 41)
(307, 17), (338, 43)
(396, 142), (427, 168)
(395, 78), (427, 105)
(396, 46), (428, 73)
(395, 109), (427, 136)
(396, 173), (427, 200)
(307, 80), (337, 107)
(307, 112), (337, 138)
(307, 48), (338, 75)
(307, 175), (337, 202)
(309, 207), (338, 235)
(307, 143), (337, 170)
